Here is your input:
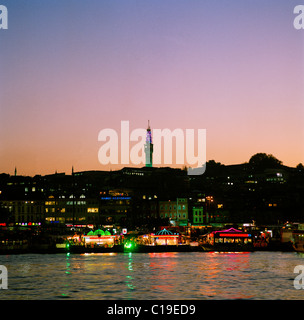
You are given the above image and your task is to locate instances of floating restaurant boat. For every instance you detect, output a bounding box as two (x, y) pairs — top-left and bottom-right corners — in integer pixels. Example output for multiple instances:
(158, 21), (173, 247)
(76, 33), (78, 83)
(64, 229), (124, 253)
(151, 228), (180, 246)
(123, 228), (202, 253)
(82, 229), (117, 248)
(200, 227), (254, 252)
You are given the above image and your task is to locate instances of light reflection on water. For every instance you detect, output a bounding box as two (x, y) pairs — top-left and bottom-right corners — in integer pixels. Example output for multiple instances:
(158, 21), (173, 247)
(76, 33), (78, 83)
(0, 251), (304, 300)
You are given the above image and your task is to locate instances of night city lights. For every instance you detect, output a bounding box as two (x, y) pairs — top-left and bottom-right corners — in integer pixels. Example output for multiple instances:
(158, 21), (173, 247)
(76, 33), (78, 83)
(0, 0), (304, 315)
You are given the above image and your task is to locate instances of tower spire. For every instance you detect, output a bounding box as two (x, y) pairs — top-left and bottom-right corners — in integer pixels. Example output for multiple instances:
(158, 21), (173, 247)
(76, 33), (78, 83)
(144, 121), (153, 167)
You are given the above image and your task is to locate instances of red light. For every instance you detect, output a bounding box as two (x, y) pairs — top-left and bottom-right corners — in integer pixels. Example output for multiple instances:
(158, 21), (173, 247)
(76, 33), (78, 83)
(218, 233), (249, 237)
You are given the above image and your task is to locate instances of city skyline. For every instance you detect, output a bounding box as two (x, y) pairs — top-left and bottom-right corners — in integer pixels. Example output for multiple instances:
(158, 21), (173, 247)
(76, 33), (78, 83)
(1, 0), (303, 176)
(3, 150), (301, 178)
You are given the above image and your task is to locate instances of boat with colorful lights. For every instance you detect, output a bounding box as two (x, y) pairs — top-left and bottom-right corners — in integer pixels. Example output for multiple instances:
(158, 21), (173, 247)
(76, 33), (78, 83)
(64, 228), (203, 253)
(200, 227), (254, 252)
(64, 229), (124, 253)
(123, 228), (202, 253)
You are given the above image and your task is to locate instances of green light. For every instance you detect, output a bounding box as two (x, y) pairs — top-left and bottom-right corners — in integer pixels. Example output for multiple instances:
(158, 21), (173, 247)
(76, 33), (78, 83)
(124, 242), (133, 249)
(124, 241), (137, 251)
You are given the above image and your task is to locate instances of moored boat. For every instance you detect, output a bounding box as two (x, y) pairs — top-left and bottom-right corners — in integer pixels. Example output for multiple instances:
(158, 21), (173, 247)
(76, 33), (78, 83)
(200, 227), (254, 252)
(123, 228), (203, 253)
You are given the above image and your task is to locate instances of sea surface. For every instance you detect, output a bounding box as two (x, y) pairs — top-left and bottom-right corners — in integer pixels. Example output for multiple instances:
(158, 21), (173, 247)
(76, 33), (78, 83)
(0, 251), (304, 300)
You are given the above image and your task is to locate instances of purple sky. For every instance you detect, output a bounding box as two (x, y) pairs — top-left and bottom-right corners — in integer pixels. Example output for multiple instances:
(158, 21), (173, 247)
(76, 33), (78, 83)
(0, 0), (303, 176)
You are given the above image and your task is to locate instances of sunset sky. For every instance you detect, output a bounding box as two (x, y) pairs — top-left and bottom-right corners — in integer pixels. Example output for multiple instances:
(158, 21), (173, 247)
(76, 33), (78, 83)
(0, 0), (303, 176)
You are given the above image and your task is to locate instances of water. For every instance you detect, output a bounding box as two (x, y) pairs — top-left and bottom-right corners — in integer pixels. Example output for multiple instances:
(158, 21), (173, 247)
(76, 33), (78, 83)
(0, 251), (304, 300)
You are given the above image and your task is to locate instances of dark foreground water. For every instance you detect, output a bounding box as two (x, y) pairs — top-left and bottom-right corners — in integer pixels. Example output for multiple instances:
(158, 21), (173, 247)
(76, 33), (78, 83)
(0, 251), (304, 300)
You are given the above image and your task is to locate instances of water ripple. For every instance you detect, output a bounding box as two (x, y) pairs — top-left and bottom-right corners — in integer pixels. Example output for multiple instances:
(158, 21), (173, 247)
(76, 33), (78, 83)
(0, 252), (304, 299)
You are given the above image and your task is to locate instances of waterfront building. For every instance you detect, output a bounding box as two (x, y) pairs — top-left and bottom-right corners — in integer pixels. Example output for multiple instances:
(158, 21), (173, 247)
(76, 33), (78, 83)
(0, 174), (45, 226)
(99, 189), (132, 226)
(1, 199), (44, 226)
(44, 194), (100, 227)
(192, 207), (204, 225)
(189, 192), (206, 225)
(159, 198), (188, 226)
(43, 189), (132, 228)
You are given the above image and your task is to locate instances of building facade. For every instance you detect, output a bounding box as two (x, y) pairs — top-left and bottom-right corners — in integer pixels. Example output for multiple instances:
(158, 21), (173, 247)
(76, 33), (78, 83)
(159, 198), (188, 226)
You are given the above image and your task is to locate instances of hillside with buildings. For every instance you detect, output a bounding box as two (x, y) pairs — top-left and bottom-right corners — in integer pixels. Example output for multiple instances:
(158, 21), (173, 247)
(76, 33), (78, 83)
(1, 153), (303, 231)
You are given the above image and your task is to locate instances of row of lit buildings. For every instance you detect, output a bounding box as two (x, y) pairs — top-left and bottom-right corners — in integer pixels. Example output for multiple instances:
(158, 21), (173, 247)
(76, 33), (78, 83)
(1, 157), (302, 228)
(0, 167), (216, 229)
(0, 189), (208, 229)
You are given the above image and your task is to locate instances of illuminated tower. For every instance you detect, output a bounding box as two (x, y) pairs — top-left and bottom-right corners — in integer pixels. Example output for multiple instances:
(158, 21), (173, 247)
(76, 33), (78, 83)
(144, 120), (153, 167)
